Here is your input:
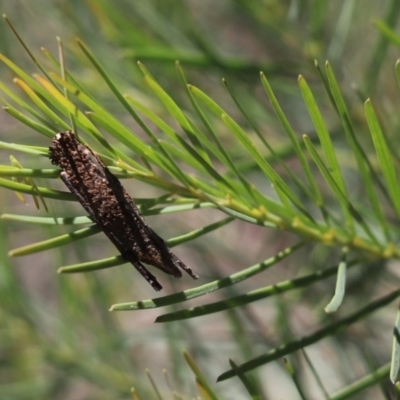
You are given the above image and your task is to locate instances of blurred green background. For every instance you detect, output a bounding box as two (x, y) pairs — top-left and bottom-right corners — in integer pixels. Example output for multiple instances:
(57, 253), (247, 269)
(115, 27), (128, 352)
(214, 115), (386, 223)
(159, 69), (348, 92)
(1, 1), (400, 399)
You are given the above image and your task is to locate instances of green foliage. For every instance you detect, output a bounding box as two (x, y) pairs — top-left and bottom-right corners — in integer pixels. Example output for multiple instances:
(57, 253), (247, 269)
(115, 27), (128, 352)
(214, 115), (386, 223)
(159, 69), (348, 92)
(2, 1), (400, 399)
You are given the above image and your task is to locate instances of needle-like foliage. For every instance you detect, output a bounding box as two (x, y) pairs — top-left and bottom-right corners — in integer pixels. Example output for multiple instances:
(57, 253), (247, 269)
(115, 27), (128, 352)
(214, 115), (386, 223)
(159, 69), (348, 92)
(2, 2), (400, 399)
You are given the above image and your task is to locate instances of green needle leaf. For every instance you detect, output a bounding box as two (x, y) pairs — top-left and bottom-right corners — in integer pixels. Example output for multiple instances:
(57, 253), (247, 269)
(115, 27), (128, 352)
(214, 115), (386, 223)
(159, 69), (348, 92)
(390, 303), (400, 383)
(110, 243), (304, 311)
(217, 287), (400, 381)
(365, 98), (400, 218)
(9, 225), (101, 256)
(58, 255), (126, 273)
(0, 178), (76, 201)
(324, 253), (347, 313)
(155, 259), (359, 322)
